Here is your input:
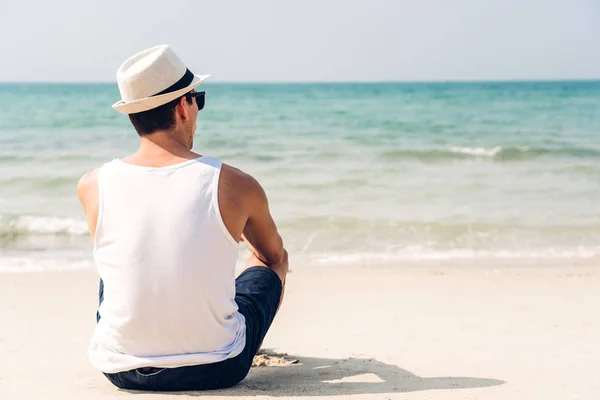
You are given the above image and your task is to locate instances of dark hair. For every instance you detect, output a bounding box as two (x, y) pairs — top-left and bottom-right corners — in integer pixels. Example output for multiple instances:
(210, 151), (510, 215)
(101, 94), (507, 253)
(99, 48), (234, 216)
(128, 95), (193, 136)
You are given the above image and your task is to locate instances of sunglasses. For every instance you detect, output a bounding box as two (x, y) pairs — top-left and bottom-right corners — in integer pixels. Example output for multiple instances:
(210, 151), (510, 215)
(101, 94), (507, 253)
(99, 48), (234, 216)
(185, 91), (205, 111)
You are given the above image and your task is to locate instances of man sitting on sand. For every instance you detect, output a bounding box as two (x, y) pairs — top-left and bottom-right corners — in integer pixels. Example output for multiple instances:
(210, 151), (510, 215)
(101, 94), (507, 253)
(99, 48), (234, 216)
(77, 45), (288, 391)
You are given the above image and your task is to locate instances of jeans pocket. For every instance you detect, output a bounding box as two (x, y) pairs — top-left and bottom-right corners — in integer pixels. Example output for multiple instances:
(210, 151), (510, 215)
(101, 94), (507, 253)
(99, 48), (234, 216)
(135, 367), (166, 377)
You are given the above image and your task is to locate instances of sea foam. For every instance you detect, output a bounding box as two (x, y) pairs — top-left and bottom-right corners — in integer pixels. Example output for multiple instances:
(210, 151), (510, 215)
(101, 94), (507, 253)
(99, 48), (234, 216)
(0, 215), (88, 236)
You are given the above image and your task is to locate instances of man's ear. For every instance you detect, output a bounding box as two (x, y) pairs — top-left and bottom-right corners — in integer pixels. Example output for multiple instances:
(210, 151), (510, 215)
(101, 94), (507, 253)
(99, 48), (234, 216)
(176, 96), (190, 121)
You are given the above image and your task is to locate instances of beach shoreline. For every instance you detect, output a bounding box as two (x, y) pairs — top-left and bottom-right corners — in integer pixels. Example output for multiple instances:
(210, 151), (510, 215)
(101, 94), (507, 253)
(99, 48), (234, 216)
(1, 265), (598, 399)
(3, 81), (600, 274)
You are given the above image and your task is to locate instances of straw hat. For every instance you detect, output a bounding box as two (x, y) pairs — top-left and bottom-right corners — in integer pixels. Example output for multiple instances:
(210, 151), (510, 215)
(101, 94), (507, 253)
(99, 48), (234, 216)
(112, 45), (210, 114)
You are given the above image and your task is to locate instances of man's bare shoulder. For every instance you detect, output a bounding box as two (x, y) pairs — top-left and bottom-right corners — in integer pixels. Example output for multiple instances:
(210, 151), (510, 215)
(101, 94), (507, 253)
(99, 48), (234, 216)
(78, 168), (100, 188)
(77, 168), (100, 202)
(220, 163), (262, 195)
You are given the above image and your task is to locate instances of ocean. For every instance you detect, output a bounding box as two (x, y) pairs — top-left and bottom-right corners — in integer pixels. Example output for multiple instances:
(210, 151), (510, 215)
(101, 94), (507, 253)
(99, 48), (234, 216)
(1, 81), (599, 272)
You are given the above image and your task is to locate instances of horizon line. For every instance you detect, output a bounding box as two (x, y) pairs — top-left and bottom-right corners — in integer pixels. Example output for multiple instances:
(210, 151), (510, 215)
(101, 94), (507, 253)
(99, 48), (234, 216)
(1, 78), (600, 85)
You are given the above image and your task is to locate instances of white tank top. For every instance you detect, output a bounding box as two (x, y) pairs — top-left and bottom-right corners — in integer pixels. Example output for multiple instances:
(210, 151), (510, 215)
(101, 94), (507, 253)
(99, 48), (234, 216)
(89, 156), (245, 374)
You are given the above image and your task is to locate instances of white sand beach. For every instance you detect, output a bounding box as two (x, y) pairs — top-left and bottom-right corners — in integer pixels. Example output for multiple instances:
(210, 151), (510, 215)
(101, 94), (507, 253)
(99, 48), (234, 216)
(1, 265), (599, 399)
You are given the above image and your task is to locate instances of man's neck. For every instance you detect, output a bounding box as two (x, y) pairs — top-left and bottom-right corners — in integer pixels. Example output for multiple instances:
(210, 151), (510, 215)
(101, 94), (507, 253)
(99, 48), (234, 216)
(142, 127), (190, 151)
(121, 130), (201, 167)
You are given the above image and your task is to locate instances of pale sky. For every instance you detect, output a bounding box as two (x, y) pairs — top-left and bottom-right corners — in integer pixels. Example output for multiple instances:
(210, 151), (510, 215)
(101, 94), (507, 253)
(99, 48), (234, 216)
(1, 0), (598, 82)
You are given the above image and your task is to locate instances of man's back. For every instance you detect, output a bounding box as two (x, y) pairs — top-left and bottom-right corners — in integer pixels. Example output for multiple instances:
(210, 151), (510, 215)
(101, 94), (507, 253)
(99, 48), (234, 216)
(78, 44), (288, 390)
(90, 157), (245, 373)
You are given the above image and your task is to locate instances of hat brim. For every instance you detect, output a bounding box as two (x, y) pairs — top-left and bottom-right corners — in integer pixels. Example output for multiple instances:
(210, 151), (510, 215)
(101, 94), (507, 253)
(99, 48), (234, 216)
(112, 74), (210, 114)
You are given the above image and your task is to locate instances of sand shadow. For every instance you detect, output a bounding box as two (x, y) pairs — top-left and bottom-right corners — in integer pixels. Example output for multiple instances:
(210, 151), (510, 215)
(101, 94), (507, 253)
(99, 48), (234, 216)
(147, 350), (504, 397)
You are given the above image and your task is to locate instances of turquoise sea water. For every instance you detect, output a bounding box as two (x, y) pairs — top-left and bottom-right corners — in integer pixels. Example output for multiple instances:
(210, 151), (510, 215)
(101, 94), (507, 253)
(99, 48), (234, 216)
(1, 81), (599, 271)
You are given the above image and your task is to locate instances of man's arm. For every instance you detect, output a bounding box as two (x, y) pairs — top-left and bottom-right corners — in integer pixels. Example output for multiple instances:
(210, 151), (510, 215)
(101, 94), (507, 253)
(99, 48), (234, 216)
(241, 175), (286, 266)
(219, 163), (288, 284)
(76, 168), (100, 240)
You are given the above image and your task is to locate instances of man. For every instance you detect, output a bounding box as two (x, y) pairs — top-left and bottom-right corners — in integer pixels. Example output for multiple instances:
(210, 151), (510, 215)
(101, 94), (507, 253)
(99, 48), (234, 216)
(77, 45), (288, 391)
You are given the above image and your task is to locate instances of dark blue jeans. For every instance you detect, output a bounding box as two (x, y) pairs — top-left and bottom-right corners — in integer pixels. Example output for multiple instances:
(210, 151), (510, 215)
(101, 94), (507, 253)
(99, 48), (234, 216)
(98, 266), (282, 391)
